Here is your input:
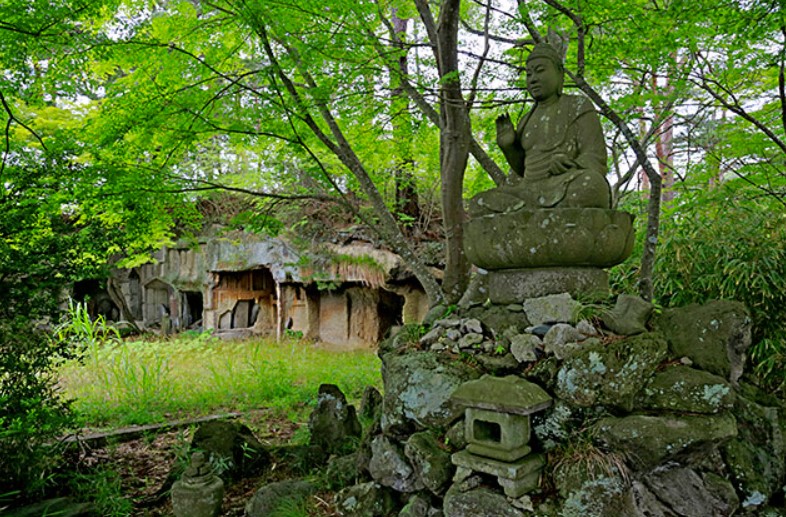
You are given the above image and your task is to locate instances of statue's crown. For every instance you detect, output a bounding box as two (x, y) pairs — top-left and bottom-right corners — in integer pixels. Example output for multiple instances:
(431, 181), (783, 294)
(527, 43), (563, 70)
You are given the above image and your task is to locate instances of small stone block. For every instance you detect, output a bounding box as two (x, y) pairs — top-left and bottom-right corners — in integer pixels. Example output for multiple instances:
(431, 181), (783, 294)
(451, 450), (545, 481)
(523, 293), (582, 325)
(453, 466), (473, 483)
(467, 443), (531, 463)
(465, 407), (531, 453)
(602, 294), (653, 335)
(498, 471), (541, 498)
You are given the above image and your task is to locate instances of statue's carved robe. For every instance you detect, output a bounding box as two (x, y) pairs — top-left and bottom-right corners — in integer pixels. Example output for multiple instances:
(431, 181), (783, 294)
(470, 95), (611, 216)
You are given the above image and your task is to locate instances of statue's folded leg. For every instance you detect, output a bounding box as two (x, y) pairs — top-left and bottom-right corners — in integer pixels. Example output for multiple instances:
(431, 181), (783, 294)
(560, 171), (611, 209)
(468, 187), (527, 217)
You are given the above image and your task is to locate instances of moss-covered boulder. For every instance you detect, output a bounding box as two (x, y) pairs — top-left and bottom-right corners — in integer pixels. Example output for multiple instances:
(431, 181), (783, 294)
(369, 435), (423, 493)
(595, 413), (738, 470)
(245, 480), (316, 517)
(443, 486), (526, 517)
(550, 436), (646, 516)
(722, 384), (786, 510)
(636, 365), (735, 414)
(190, 421), (270, 480)
(461, 304), (530, 336)
(325, 453), (361, 491)
(404, 431), (453, 495)
(629, 467), (739, 517)
(308, 384), (362, 456)
(380, 351), (480, 438)
(653, 300), (752, 383)
(554, 333), (668, 411)
(336, 482), (397, 517)
(558, 475), (631, 517)
(601, 293), (654, 336)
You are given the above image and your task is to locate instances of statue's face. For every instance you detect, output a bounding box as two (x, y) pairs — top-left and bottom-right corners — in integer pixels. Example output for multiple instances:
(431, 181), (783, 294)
(526, 57), (561, 101)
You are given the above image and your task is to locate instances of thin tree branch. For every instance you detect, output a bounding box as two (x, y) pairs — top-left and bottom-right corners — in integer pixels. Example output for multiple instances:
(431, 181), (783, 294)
(374, 15), (507, 185)
(459, 19), (534, 46)
(691, 64), (786, 155)
(779, 23), (786, 137)
(466, 0), (493, 109)
(242, 4), (444, 303)
(0, 90), (49, 176)
(266, 70), (368, 222)
(413, 0), (440, 72)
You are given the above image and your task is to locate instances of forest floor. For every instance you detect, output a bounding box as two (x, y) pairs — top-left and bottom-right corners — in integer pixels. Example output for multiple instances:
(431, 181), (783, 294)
(47, 335), (381, 515)
(67, 408), (342, 516)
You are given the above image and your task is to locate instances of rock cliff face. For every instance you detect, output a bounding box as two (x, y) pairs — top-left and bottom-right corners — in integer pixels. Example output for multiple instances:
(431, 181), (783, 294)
(333, 294), (786, 517)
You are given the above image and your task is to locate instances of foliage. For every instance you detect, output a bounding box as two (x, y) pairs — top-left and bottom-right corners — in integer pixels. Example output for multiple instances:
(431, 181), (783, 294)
(0, 318), (76, 498)
(550, 434), (629, 489)
(69, 466), (133, 517)
(392, 323), (426, 349)
(653, 181), (786, 391)
(0, 3), (202, 498)
(269, 497), (309, 517)
(299, 250), (388, 290)
(613, 177), (786, 390)
(54, 299), (121, 355)
(2, 0), (785, 303)
(58, 334), (382, 428)
(608, 195), (650, 296)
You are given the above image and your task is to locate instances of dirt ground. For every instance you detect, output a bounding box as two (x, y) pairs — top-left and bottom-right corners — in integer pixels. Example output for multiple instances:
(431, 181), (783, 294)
(68, 408), (342, 516)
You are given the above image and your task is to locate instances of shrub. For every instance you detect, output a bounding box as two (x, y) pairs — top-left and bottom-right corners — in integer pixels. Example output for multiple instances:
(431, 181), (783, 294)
(0, 317), (76, 498)
(611, 183), (786, 392)
(655, 190), (786, 391)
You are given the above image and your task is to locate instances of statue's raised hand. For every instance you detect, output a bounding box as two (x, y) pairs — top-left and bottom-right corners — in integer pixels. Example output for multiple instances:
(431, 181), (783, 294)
(496, 113), (516, 149)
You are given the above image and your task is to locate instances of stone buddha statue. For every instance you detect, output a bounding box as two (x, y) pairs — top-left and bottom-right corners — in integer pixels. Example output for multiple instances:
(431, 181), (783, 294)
(463, 43), (634, 302)
(469, 43), (611, 216)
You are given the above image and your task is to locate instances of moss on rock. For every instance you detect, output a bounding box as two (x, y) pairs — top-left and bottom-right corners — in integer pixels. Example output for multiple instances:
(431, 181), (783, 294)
(554, 333), (668, 411)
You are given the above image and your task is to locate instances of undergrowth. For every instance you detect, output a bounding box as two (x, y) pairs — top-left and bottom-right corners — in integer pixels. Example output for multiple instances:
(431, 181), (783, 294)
(58, 333), (382, 428)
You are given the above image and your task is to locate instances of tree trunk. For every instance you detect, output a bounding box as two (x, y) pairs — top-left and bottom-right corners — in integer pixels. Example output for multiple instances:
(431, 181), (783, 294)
(106, 277), (141, 333)
(416, 0), (472, 304)
(653, 73), (675, 204)
(390, 10), (421, 230)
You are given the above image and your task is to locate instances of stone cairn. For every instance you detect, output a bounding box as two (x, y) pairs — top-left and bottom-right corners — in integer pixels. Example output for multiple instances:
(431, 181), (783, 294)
(330, 293), (785, 517)
(171, 452), (224, 517)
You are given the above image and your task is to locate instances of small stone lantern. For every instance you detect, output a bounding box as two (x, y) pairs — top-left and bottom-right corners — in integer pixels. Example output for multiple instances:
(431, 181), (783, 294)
(172, 452), (224, 517)
(450, 375), (552, 498)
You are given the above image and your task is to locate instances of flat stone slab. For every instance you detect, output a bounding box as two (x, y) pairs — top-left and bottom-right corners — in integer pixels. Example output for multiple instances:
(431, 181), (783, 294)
(467, 442), (532, 463)
(452, 450), (545, 497)
(653, 300), (752, 383)
(637, 365), (735, 414)
(444, 486), (527, 517)
(452, 450), (545, 480)
(451, 375), (552, 415)
(488, 267), (609, 304)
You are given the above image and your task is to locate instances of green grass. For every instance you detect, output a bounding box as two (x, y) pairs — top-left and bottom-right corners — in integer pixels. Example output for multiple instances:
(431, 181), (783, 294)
(58, 332), (382, 428)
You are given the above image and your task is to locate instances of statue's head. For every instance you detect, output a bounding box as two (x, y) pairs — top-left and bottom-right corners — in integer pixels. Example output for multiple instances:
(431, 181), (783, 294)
(526, 43), (564, 101)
